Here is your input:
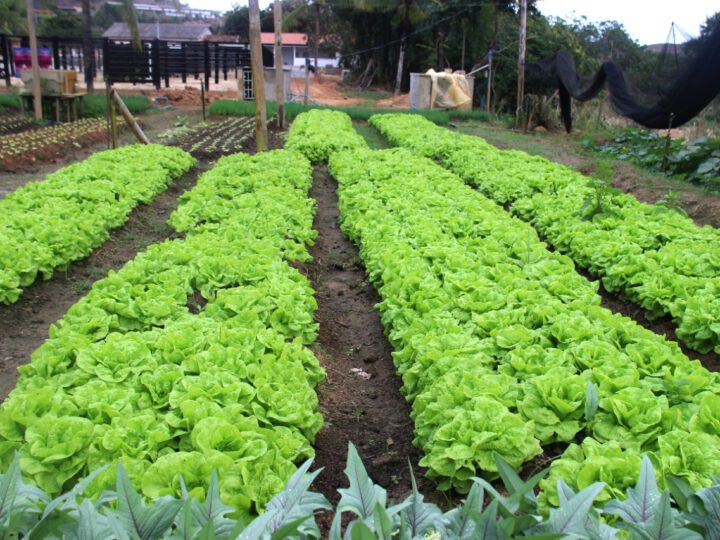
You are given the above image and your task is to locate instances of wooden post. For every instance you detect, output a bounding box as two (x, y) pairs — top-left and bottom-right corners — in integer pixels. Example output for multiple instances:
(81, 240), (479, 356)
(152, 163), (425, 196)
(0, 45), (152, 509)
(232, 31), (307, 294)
(25, 0), (42, 120)
(486, 49), (493, 113)
(461, 22), (466, 72)
(249, 0), (268, 151)
(313, 0), (320, 73)
(304, 58), (310, 105)
(82, 0), (95, 92)
(1, 36), (11, 87)
(274, 0), (284, 129)
(515, 0), (527, 127)
(111, 89), (149, 144)
(200, 81), (206, 121)
(394, 40), (405, 97)
(106, 82), (118, 149)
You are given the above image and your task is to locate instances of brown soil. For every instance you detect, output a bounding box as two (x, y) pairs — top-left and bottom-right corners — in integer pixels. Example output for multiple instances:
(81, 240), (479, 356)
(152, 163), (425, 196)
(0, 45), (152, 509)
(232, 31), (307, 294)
(0, 163), (209, 401)
(0, 130), (110, 173)
(168, 117), (284, 160)
(0, 112), (40, 135)
(610, 163), (720, 228)
(0, 108), (203, 196)
(297, 167), (438, 525)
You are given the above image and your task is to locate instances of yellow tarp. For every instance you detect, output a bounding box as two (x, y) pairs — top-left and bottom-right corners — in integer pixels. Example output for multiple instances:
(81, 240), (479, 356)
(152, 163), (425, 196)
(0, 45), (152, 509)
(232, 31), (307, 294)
(426, 69), (472, 110)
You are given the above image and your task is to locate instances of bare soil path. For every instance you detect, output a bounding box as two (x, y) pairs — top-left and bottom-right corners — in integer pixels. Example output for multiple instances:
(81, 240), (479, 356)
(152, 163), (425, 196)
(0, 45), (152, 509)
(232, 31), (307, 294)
(298, 167), (437, 518)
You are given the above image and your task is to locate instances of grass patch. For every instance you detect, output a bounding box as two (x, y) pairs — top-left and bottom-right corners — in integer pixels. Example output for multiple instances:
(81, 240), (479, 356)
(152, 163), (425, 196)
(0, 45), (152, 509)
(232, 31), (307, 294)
(352, 122), (391, 150)
(208, 100), (493, 126)
(82, 93), (151, 118)
(0, 94), (21, 110)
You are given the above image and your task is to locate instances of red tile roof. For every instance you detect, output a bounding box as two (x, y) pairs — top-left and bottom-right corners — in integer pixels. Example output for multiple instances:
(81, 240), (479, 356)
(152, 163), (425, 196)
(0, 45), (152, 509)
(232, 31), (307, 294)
(260, 32), (308, 46)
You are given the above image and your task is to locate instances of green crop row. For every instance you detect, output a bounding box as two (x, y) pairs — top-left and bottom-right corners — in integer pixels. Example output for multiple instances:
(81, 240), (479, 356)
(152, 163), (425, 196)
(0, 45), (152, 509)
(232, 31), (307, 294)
(208, 99), (489, 125)
(370, 113), (720, 355)
(82, 93), (151, 118)
(286, 108), (368, 163)
(329, 146), (720, 509)
(0, 144), (195, 304)
(0, 150), (324, 519)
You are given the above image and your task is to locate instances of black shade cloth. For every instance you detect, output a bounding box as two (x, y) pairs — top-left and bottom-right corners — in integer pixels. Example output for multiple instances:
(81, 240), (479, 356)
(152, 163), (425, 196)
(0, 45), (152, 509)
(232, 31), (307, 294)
(528, 22), (720, 132)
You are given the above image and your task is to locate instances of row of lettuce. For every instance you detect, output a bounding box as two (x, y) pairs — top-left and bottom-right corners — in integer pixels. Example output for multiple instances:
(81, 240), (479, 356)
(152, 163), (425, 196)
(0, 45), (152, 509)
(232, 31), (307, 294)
(0, 149), (324, 518)
(0, 144), (195, 304)
(369, 113), (720, 355)
(287, 109), (720, 508)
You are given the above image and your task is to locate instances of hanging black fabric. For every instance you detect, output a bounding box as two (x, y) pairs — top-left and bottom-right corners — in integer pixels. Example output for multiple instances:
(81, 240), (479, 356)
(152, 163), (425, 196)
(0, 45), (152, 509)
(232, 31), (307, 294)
(529, 22), (720, 132)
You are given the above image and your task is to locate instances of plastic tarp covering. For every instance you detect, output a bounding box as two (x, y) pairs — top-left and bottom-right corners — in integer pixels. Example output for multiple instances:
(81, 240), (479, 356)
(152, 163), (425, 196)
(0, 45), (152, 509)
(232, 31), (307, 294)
(426, 69), (472, 109)
(529, 22), (720, 132)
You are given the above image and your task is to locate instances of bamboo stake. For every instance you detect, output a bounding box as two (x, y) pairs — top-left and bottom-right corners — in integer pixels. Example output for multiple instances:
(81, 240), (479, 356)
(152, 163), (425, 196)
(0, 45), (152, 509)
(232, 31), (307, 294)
(111, 89), (149, 144)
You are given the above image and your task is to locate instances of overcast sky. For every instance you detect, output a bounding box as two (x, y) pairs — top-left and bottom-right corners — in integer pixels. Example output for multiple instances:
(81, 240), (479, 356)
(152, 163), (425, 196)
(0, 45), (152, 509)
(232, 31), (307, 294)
(194, 1), (717, 46)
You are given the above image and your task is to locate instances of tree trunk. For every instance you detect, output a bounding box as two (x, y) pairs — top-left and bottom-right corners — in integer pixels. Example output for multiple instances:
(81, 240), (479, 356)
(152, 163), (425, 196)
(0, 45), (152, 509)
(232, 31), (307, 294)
(273, 0), (284, 128)
(394, 0), (411, 96)
(516, 0), (527, 127)
(393, 41), (405, 96)
(25, 0), (41, 120)
(249, 0), (268, 151)
(314, 1), (320, 73)
(82, 0), (94, 92)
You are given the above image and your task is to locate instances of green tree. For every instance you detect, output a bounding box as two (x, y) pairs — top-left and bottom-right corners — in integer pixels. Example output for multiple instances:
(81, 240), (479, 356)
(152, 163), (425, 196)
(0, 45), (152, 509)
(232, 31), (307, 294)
(0, 0), (25, 35)
(37, 8), (83, 38)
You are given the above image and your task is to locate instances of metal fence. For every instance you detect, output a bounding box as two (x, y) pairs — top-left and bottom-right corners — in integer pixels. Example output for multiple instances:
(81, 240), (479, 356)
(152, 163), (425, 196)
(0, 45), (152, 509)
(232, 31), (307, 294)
(0, 35), (251, 90)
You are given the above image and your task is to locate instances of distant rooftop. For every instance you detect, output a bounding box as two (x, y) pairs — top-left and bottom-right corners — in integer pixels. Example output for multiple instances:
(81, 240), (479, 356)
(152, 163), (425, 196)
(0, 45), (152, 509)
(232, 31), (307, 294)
(260, 33), (308, 46)
(103, 22), (212, 41)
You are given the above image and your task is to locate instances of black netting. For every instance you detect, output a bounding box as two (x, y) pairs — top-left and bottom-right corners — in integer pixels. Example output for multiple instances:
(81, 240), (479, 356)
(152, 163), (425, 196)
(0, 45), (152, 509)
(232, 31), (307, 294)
(528, 22), (720, 132)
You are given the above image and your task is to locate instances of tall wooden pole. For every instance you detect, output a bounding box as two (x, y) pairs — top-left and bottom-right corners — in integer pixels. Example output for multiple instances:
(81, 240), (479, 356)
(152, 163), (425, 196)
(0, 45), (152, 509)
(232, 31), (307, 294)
(486, 49), (493, 113)
(249, 0), (268, 151)
(515, 0), (527, 127)
(273, 0), (284, 129)
(25, 0), (42, 120)
(81, 0), (95, 92)
(313, 1), (320, 72)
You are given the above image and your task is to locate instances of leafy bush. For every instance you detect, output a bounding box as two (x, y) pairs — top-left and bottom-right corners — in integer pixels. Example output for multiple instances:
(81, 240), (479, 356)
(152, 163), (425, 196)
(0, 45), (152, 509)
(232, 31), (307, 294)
(371, 113), (720, 354)
(589, 128), (720, 184)
(329, 145), (720, 501)
(82, 93), (151, 118)
(0, 144), (195, 303)
(0, 93), (20, 110)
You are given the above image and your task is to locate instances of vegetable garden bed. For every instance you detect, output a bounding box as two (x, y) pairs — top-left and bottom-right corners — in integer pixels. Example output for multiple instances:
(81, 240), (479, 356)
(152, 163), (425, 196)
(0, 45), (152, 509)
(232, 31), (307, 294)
(0, 149), (324, 519)
(0, 113), (39, 135)
(2, 107), (720, 537)
(163, 117), (284, 160)
(371, 113), (720, 356)
(0, 144), (194, 304)
(0, 118), (115, 171)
